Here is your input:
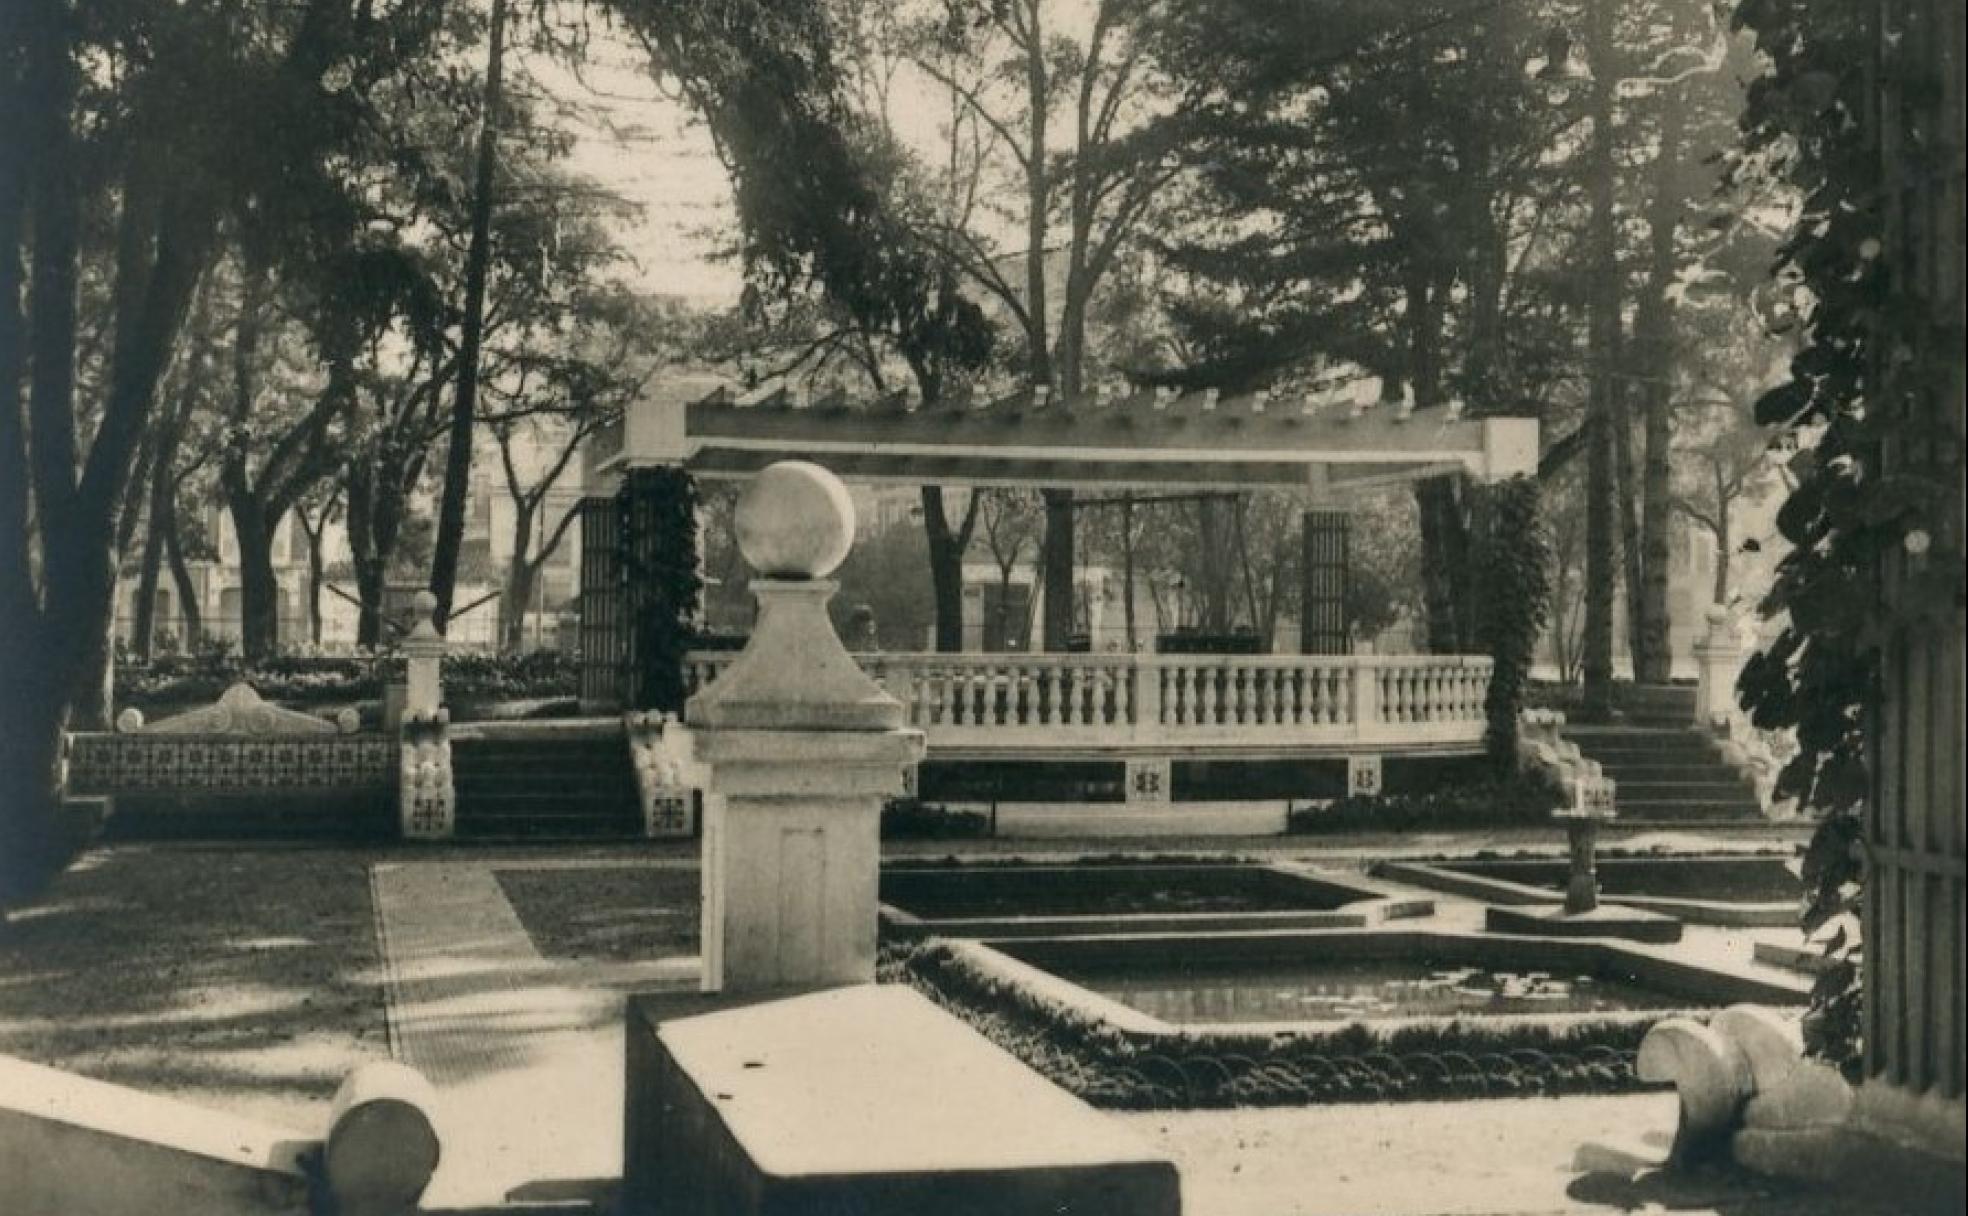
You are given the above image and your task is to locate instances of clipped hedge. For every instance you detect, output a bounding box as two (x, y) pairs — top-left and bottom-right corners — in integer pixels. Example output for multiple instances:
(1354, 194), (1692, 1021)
(881, 940), (1663, 1109)
(880, 798), (991, 840)
(115, 650), (579, 713)
(1284, 773), (1565, 835)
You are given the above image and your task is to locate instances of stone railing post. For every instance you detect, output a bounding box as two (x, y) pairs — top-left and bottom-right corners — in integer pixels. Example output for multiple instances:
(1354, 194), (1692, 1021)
(660, 463), (924, 995)
(1692, 605), (1746, 725)
(1350, 651), (1380, 738)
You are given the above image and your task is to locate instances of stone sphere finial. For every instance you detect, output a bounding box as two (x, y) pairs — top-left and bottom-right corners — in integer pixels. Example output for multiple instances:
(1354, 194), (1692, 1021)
(735, 461), (855, 579)
(413, 590), (438, 615)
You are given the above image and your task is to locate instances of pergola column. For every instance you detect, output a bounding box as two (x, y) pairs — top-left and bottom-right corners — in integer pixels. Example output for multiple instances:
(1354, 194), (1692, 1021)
(1299, 501), (1352, 655)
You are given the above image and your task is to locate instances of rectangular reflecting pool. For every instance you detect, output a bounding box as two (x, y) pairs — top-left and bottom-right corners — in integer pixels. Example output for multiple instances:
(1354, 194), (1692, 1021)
(879, 863), (1426, 938)
(1059, 959), (1672, 1023)
(991, 929), (1809, 1031)
(1445, 856), (1801, 903)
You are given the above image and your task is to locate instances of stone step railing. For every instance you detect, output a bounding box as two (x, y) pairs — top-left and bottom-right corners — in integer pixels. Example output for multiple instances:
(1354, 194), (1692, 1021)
(685, 650), (1491, 752)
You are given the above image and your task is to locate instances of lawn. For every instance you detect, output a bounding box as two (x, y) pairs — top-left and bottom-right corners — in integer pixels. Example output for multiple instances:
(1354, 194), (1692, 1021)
(0, 843), (389, 1130)
(496, 865), (700, 965)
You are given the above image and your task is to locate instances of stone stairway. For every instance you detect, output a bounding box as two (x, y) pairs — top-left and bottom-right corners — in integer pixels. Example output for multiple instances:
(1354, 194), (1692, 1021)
(1564, 685), (1764, 822)
(449, 731), (643, 840)
(1550, 680), (1771, 822)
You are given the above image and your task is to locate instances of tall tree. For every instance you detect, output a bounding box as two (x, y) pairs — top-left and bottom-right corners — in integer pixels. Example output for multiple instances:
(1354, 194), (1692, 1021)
(2, 0), (451, 899)
(428, 0), (511, 633)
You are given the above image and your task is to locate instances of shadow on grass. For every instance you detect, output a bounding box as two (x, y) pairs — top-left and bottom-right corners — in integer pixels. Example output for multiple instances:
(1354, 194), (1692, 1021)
(0, 843), (394, 1123)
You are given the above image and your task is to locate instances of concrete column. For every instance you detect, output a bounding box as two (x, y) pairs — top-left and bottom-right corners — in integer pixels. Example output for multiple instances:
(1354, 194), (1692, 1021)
(1692, 606), (1746, 724)
(402, 591), (445, 715)
(662, 463), (923, 996)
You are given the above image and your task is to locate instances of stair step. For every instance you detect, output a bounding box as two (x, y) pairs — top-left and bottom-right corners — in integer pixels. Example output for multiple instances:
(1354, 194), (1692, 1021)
(454, 773), (634, 792)
(456, 795), (636, 813)
(1615, 788), (1758, 803)
(1616, 804), (1763, 821)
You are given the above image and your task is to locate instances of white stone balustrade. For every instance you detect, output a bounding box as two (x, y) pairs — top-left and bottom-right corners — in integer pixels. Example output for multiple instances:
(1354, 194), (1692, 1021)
(683, 649), (1491, 754)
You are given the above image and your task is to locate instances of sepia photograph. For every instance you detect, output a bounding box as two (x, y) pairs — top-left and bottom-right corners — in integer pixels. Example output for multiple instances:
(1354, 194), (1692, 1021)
(1, 0), (1962, 1213)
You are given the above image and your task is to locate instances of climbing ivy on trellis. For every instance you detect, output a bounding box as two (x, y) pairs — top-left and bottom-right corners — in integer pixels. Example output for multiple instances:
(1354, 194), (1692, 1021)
(619, 467), (703, 714)
(1472, 476), (1554, 775)
(1731, 0), (1966, 1074)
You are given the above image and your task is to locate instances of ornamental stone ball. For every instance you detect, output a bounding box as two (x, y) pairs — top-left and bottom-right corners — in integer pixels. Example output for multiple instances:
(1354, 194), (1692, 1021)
(734, 461), (856, 579)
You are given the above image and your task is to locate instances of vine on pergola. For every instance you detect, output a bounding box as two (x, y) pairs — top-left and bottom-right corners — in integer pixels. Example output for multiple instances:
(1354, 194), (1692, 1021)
(1730, 0), (1965, 1072)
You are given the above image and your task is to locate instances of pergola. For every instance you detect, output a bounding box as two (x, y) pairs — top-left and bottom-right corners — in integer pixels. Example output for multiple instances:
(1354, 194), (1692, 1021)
(591, 379), (1537, 495)
(574, 380), (1538, 793)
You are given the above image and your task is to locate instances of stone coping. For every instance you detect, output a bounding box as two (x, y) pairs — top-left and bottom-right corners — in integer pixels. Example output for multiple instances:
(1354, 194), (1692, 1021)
(0, 1051), (312, 1178)
(1374, 859), (1799, 927)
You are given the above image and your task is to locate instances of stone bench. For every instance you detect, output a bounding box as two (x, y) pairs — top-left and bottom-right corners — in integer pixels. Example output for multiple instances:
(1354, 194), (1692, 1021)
(63, 684), (397, 837)
(623, 984), (1180, 1215)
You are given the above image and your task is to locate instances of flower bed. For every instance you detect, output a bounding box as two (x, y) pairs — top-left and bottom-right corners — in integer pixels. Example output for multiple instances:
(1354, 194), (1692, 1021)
(880, 798), (991, 840)
(880, 940), (1661, 1109)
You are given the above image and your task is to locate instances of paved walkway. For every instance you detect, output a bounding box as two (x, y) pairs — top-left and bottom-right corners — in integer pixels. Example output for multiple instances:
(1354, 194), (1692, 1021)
(370, 859), (695, 1210)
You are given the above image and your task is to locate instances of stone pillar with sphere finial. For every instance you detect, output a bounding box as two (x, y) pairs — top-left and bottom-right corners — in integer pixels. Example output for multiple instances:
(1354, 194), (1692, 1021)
(398, 590), (454, 840)
(657, 461), (924, 994)
(402, 591), (446, 716)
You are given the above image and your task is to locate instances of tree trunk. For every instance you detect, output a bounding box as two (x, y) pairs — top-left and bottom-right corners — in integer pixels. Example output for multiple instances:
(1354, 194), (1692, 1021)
(921, 486), (970, 652)
(1614, 407), (1647, 674)
(428, 0), (509, 631)
(1712, 489), (1732, 606)
(304, 523), (325, 646)
(132, 498), (166, 660)
(1579, 0), (1620, 720)
(1631, 81), (1688, 684)
(1195, 497), (1234, 633)
(162, 498), (202, 644)
(1120, 494), (1137, 651)
(232, 506), (281, 660)
(1040, 489), (1076, 650)
(499, 497), (537, 653)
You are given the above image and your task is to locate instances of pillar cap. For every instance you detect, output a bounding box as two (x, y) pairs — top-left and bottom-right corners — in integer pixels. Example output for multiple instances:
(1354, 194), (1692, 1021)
(736, 461), (856, 579)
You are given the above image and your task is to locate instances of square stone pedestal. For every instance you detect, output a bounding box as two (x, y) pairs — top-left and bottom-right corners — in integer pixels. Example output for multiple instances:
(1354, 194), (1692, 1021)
(622, 985), (1181, 1216)
(1485, 902), (1684, 944)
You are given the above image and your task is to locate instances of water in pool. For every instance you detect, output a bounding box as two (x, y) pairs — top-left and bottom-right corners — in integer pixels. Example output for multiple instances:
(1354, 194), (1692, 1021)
(1065, 959), (1672, 1023)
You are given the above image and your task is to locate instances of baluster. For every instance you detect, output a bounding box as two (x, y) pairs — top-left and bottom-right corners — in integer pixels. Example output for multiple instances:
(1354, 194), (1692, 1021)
(1201, 664), (1220, 725)
(1174, 666), (1191, 726)
(1383, 668), (1403, 724)
(1042, 664), (1060, 726)
(1254, 668), (1271, 726)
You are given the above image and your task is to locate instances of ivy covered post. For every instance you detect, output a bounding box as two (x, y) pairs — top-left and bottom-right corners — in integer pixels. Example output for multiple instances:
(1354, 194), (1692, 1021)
(1473, 476), (1554, 775)
(619, 466), (703, 715)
